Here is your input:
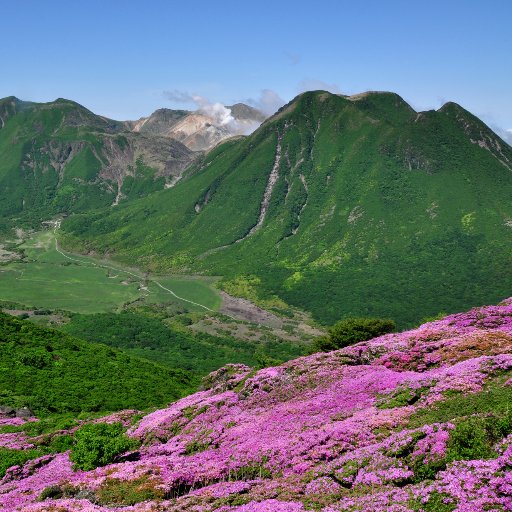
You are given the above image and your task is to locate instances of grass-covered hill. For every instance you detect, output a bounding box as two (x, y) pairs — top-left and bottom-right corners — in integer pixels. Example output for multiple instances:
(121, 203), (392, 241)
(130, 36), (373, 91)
(0, 96), (195, 232)
(2, 299), (512, 511)
(0, 312), (194, 414)
(62, 90), (512, 327)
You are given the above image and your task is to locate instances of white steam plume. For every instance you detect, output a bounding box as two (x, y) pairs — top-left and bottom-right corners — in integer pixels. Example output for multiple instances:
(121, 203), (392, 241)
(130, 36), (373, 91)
(164, 89), (235, 127)
(163, 89), (271, 135)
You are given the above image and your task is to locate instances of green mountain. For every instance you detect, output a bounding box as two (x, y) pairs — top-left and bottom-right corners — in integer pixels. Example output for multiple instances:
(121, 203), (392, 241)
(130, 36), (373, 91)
(0, 96), (195, 232)
(0, 312), (194, 414)
(57, 90), (512, 326)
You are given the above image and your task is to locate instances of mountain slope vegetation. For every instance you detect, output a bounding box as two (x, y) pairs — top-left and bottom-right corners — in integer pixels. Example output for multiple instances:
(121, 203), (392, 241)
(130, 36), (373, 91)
(62, 91), (512, 326)
(0, 96), (195, 232)
(0, 312), (193, 414)
(60, 310), (306, 372)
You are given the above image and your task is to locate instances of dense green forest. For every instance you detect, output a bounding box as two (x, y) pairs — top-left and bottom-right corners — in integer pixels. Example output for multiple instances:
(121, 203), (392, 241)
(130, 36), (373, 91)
(0, 313), (194, 415)
(61, 310), (306, 372)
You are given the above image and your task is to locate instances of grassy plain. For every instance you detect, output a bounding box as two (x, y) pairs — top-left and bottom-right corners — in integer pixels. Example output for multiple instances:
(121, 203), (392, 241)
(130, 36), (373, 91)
(0, 230), (221, 314)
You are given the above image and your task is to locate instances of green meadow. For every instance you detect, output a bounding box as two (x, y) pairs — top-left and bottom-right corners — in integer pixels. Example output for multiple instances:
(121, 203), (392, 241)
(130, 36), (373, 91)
(0, 231), (221, 313)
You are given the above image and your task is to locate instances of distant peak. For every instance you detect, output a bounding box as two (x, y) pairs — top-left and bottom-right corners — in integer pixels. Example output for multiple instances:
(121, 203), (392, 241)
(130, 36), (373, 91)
(0, 95), (21, 103)
(226, 103), (266, 122)
(438, 101), (466, 113)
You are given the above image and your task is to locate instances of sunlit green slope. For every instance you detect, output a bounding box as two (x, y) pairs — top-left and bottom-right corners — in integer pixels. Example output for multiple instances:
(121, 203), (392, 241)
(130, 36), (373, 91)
(62, 91), (512, 326)
(0, 96), (194, 231)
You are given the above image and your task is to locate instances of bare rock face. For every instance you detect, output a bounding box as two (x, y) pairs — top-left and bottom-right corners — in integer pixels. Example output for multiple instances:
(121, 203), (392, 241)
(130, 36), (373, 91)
(0, 405), (15, 417)
(128, 108), (190, 135)
(15, 407), (33, 418)
(128, 103), (266, 151)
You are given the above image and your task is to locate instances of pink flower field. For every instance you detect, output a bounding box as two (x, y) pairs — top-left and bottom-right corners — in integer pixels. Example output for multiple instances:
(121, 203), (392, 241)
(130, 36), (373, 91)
(2, 299), (512, 511)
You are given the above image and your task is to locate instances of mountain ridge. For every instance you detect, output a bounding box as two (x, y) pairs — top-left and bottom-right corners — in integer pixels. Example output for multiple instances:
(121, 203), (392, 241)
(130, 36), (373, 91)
(61, 90), (512, 326)
(0, 96), (198, 230)
(127, 102), (266, 151)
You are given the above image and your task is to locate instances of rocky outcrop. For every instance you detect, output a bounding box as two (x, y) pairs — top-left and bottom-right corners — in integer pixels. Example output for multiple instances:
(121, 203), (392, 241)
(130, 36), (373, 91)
(128, 103), (266, 151)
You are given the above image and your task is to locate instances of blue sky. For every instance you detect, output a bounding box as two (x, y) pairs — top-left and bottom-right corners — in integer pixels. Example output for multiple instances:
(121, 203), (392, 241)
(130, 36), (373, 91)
(1, 0), (511, 139)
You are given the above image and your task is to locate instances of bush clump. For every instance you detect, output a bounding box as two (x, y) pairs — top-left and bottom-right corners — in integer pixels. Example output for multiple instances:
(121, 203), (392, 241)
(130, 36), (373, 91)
(70, 422), (137, 471)
(312, 317), (396, 352)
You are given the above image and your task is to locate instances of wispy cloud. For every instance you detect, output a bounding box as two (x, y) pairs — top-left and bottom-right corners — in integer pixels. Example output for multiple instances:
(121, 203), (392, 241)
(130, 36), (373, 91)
(163, 89), (195, 104)
(284, 51), (301, 65)
(297, 79), (342, 94)
(245, 89), (286, 116)
(487, 122), (512, 146)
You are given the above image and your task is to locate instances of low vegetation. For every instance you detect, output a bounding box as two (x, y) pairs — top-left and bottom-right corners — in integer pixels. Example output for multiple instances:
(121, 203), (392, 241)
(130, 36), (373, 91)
(70, 422), (137, 471)
(62, 310), (306, 373)
(0, 312), (194, 415)
(311, 317), (395, 352)
(3, 300), (511, 511)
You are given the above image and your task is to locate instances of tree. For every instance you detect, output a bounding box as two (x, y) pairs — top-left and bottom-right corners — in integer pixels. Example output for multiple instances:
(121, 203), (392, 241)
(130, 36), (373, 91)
(312, 317), (395, 352)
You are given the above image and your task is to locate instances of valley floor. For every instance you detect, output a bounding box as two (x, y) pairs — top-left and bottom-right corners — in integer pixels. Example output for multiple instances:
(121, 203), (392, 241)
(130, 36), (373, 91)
(0, 229), (222, 314)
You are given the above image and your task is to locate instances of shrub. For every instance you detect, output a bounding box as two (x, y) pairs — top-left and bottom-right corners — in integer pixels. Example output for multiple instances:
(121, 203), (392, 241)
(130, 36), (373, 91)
(312, 317), (395, 352)
(70, 422), (137, 471)
(96, 475), (165, 506)
(446, 411), (512, 462)
(0, 448), (44, 478)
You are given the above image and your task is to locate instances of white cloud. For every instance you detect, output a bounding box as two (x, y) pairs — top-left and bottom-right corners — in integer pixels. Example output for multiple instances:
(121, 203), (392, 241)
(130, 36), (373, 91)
(163, 89), (270, 135)
(163, 89), (234, 127)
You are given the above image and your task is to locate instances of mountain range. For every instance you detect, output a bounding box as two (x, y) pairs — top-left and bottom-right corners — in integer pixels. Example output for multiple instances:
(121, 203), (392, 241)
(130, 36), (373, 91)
(0, 96), (265, 232)
(128, 103), (265, 151)
(57, 90), (512, 326)
(1, 88), (512, 512)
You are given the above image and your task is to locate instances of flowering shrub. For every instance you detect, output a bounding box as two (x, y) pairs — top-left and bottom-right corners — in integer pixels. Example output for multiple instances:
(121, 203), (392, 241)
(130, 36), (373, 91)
(2, 299), (512, 511)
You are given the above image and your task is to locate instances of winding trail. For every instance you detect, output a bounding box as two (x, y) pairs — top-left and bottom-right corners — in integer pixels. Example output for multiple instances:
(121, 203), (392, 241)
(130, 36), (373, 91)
(52, 226), (216, 313)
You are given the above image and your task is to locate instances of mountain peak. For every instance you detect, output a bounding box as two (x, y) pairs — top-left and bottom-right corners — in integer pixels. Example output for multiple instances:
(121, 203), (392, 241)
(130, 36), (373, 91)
(226, 103), (266, 122)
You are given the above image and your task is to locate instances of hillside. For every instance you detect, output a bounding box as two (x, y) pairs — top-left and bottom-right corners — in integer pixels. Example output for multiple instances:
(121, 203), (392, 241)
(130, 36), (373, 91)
(0, 97), (196, 231)
(60, 310), (306, 372)
(62, 90), (512, 326)
(0, 312), (193, 414)
(2, 298), (512, 510)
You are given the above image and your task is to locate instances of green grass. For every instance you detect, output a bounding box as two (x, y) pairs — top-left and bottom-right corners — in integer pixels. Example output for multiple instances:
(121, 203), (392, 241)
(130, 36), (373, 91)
(408, 372), (512, 429)
(0, 231), (221, 314)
